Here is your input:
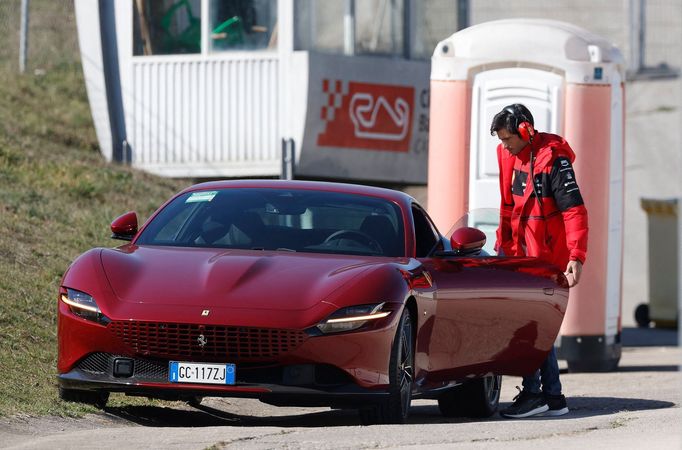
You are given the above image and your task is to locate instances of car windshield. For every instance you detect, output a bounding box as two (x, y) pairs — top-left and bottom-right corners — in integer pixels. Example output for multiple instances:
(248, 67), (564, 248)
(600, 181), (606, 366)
(136, 188), (404, 257)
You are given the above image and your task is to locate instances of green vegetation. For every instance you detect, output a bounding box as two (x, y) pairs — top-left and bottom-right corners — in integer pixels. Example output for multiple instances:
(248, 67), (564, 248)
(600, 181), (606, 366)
(0, 64), (187, 416)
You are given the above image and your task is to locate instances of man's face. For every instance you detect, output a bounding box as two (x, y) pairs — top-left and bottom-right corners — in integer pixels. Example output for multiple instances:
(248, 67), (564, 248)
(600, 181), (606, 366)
(496, 128), (528, 155)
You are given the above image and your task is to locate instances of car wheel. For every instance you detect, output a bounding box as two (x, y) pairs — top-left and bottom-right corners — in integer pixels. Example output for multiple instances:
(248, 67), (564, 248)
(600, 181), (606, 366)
(58, 387), (109, 409)
(359, 309), (414, 425)
(437, 375), (502, 418)
(635, 303), (650, 328)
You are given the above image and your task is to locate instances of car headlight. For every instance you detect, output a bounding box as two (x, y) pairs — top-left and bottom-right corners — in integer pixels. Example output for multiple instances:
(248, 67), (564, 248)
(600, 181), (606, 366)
(315, 302), (392, 334)
(60, 288), (109, 324)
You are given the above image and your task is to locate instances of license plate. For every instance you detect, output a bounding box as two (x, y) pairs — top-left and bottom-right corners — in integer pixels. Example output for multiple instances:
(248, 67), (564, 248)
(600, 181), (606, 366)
(169, 361), (236, 385)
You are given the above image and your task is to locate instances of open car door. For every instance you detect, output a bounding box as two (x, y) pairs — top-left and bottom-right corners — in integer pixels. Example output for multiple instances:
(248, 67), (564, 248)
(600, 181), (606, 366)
(417, 209), (569, 384)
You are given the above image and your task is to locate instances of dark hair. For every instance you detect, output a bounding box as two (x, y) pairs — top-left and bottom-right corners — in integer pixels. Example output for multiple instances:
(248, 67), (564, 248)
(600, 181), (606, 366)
(489, 103), (535, 136)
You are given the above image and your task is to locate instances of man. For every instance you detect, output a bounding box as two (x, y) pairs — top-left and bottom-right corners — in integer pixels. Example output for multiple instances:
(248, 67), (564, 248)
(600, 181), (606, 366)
(490, 103), (588, 418)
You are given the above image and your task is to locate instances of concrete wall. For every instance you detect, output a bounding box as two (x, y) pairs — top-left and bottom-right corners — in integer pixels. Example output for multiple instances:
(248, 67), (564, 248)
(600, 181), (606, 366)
(623, 79), (681, 326)
(471, 1), (631, 68)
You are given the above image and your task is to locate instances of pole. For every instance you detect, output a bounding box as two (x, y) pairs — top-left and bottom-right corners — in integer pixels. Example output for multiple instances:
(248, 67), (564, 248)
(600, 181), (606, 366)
(638, 0), (645, 71)
(343, 0), (355, 56)
(281, 138), (295, 180)
(19, 0), (29, 73)
(403, 0), (413, 59)
(457, 0), (469, 31)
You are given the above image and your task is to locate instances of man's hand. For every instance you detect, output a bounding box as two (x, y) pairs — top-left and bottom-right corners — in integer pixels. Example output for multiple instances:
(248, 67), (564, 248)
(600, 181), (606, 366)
(564, 260), (583, 287)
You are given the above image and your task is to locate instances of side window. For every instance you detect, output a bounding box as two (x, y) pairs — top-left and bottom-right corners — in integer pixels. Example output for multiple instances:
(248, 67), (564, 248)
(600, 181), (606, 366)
(134, 0), (203, 55)
(208, 0), (277, 52)
(412, 205), (440, 257)
(133, 0), (277, 56)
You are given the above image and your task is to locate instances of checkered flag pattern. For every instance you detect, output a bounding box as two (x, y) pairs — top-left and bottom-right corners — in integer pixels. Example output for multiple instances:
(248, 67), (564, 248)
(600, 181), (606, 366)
(320, 79), (346, 123)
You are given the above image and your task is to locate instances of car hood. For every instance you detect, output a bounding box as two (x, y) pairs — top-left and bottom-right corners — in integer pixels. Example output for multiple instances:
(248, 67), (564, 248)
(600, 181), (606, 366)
(100, 246), (387, 310)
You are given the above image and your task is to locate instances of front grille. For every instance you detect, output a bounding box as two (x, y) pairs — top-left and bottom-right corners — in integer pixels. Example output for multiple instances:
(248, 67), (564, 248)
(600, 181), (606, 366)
(77, 353), (168, 380)
(78, 352), (110, 373)
(108, 321), (309, 361)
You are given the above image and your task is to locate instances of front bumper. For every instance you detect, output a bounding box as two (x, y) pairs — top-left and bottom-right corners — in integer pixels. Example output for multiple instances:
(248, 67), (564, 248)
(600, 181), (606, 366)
(57, 352), (389, 407)
(58, 300), (400, 392)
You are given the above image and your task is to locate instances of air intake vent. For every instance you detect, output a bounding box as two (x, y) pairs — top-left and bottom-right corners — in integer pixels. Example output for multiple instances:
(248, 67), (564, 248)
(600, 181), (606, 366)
(108, 321), (308, 362)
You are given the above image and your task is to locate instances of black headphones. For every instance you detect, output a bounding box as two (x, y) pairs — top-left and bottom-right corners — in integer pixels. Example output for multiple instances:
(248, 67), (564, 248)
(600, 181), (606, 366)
(504, 105), (535, 142)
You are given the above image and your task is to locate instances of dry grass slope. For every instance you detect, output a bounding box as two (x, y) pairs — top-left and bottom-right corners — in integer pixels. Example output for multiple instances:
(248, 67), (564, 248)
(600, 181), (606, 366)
(0, 65), (188, 416)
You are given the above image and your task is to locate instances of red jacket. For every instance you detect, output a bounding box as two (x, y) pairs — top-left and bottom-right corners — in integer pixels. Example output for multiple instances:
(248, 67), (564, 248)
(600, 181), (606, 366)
(495, 132), (588, 268)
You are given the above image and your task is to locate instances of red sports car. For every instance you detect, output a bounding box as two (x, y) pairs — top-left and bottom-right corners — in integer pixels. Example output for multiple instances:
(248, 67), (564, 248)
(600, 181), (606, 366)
(57, 180), (568, 424)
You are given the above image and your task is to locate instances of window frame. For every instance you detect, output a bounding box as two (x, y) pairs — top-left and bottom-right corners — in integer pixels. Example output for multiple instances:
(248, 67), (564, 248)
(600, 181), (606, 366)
(411, 203), (442, 258)
(132, 0), (279, 58)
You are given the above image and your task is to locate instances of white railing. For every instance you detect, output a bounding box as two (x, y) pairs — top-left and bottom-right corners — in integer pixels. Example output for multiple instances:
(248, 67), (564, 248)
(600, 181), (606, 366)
(128, 55), (280, 177)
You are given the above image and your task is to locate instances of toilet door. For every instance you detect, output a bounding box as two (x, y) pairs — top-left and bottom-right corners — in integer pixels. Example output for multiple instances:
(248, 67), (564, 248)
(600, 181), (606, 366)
(468, 68), (564, 212)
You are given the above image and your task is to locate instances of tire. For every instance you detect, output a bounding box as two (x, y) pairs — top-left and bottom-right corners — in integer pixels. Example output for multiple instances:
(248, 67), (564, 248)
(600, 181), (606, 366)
(635, 303), (650, 328)
(359, 309), (414, 425)
(437, 375), (502, 418)
(58, 387), (109, 409)
(187, 396), (204, 407)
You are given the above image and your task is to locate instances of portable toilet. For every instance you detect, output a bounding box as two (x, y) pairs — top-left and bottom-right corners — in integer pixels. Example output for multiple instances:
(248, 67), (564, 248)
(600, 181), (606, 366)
(428, 19), (625, 372)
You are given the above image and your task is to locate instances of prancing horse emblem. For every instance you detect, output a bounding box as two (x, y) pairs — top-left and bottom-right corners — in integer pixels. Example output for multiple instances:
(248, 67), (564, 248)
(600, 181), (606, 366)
(197, 334), (208, 348)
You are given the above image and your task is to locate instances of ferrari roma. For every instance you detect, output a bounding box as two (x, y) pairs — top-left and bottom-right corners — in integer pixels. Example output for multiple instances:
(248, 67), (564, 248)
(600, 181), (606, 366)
(57, 180), (569, 424)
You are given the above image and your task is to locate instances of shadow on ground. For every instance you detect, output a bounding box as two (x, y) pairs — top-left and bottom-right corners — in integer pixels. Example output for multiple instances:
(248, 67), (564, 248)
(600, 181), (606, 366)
(103, 395), (675, 428)
(559, 363), (679, 375)
(103, 404), (358, 427)
(622, 326), (678, 347)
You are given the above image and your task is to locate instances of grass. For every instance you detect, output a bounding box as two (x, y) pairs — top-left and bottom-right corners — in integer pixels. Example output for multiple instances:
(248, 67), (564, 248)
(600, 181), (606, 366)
(0, 64), (188, 416)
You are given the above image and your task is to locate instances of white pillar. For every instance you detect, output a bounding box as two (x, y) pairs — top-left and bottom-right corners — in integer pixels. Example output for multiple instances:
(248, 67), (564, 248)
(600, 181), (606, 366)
(19, 0), (29, 73)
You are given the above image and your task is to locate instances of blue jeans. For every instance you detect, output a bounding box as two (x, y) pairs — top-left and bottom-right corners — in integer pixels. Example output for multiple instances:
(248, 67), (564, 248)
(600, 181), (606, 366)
(522, 347), (562, 396)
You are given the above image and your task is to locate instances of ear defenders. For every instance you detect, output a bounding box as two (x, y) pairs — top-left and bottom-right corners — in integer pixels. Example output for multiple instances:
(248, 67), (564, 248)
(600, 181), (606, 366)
(504, 106), (535, 142)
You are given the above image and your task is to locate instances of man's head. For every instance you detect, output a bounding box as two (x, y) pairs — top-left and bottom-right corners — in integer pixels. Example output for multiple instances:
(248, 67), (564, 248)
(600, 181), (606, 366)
(490, 104), (535, 155)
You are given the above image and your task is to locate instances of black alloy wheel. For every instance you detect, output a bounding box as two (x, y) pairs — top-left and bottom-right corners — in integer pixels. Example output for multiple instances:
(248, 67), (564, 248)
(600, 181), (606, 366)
(359, 308), (414, 425)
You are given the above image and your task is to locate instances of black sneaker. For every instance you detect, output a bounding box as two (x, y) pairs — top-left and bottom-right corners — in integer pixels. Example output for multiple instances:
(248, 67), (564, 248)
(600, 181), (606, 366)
(500, 387), (549, 418)
(539, 393), (569, 416)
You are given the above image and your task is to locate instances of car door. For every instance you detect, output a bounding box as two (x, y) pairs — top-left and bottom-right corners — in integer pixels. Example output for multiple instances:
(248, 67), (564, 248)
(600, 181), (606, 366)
(411, 207), (568, 385)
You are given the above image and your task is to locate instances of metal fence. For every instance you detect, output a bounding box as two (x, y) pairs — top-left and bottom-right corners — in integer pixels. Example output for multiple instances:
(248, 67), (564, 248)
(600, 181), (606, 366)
(0, 0), (80, 72)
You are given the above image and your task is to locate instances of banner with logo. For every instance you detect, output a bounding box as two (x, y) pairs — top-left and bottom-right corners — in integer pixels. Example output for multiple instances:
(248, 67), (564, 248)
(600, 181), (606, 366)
(296, 53), (430, 184)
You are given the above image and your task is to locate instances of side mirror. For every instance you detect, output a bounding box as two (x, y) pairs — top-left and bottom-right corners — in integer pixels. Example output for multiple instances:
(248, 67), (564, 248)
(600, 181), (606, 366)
(450, 227), (486, 254)
(111, 211), (138, 241)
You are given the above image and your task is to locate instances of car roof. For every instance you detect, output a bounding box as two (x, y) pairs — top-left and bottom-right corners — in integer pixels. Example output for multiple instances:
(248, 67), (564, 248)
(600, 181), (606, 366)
(180, 179), (417, 207)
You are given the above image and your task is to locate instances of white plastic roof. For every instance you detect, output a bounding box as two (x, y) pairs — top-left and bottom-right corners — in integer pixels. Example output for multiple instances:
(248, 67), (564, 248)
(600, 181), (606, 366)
(432, 19), (625, 84)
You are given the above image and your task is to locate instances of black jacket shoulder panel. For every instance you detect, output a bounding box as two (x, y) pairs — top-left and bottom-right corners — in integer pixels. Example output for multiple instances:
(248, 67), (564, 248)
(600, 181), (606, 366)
(550, 157), (584, 211)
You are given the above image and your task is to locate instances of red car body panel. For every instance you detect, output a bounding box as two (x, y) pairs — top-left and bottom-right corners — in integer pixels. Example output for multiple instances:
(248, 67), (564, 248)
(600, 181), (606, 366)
(100, 246), (386, 310)
(57, 180), (569, 406)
